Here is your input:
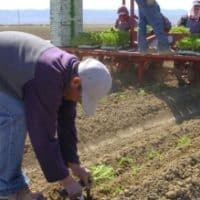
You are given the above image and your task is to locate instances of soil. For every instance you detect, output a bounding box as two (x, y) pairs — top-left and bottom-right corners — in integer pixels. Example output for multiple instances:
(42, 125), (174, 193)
(23, 68), (200, 200)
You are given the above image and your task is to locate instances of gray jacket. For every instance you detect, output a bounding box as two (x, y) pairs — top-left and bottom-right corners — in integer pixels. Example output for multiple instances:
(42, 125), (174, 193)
(0, 31), (53, 97)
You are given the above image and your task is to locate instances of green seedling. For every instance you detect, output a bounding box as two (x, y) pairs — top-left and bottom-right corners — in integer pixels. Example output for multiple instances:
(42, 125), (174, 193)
(98, 184), (123, 196)
(118, 157), (140, 176)
(131, 164), (141, 176)
(117, 94), (127, 100)
(176, 34), (200, 51)
(113, 186), (123, 195)
(118, 157), (134, 167)
(71, 32), (101, 47)
(100, 28), (129, 47)
(147, 150), (163, 160)
(169, 26), (190, 34)
(91, 164), (115, 183)
(176, 135), (192, 149)
(138, 88), (146, 96)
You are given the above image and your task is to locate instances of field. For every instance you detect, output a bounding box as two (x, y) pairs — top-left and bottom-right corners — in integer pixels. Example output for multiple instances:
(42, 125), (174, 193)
(1, 25), (200, 200)
(0, 24), (111, 39)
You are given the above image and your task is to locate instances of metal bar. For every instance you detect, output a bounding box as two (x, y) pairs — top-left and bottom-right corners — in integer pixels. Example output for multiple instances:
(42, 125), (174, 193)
(130, 0), (134, 16)
(63, 48), (200, 86)
(137, 61), (146, 85)
(130, 0), (137, 47)
(63, 48), (200, 62)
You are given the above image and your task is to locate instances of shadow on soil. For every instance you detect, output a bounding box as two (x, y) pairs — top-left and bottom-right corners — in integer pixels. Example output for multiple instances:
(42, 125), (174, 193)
(109, 62), (200, 124)
(156, 84), (200, 123)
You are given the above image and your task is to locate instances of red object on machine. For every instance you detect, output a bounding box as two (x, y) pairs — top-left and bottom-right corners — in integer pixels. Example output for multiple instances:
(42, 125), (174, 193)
(63, 47), (200, 85)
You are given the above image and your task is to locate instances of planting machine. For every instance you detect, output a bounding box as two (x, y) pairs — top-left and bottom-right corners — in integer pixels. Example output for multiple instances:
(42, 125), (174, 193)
(64, 0), (200, 86)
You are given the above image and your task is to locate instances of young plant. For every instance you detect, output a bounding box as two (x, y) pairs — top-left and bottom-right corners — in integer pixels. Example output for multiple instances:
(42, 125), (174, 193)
(176, 135), (192, 149)
(70, 32), (101, 47)
(169, 26), (190, 34)
(176, 34), (200, 51)
(91, 164), (115, 184)
(113, 186), (123, 195)
(138, 88), (146, 96)
(147, 150), (163, 160)
(100, 29), (119, 47)
(100, 28), (129, 47)
(176, 36), (194, 51)
(98, 184), (123, 196)
(131, 164), (141, 176)
(118, 157), (134, 167)
(193, 36), (200, 52)
(117, 30), (130, 47)
(118, 157), (140, 176)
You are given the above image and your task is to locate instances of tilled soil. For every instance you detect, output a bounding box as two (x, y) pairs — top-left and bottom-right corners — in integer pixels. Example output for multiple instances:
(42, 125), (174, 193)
(23, 82), (200, 200)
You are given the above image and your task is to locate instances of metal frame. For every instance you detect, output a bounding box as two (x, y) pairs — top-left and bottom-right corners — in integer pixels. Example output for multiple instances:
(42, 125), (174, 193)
(64, 47), (200, 85)
(63, 0), (200, 85)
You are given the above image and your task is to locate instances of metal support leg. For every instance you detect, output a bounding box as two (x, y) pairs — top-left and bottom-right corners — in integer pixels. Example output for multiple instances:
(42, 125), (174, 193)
(137, 60), (146, 86)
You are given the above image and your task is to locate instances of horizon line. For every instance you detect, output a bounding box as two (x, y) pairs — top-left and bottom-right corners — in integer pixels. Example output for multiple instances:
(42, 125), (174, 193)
(0, 8), (187, 11)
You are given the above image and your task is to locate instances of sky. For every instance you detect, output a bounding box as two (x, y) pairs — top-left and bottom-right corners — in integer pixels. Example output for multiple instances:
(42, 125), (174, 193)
(0, 0), (192, 10)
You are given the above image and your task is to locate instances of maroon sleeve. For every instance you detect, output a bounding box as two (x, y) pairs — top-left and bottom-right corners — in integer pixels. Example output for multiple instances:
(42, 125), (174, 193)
(23, 48), (79, 182)
(23, 77), (69, 182)
(57, 100), (80, 165)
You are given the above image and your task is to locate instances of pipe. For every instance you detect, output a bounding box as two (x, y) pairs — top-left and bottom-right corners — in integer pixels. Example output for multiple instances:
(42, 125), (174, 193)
(130, 0), (137, 47)
(130, 0), (134, 16)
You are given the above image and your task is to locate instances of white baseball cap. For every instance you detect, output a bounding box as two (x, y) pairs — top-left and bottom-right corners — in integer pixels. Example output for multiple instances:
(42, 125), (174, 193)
(78, 58), (112, 116)
(193, 0), (200, 6)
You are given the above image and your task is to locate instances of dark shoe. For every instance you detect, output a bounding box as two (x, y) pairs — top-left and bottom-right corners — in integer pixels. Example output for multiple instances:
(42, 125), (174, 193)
(3, 188), (45, 200)
(0, 196), (8, 200)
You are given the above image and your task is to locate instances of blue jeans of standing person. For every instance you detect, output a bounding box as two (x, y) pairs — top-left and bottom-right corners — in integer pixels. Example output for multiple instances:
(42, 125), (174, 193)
(0, 88), (28, 196)
(135, 0), (169, 53)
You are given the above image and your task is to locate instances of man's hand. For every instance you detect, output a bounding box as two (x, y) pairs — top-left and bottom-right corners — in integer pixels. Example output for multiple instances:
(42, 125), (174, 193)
(69, 163), (91, 186)
(60, 175), (82, 200)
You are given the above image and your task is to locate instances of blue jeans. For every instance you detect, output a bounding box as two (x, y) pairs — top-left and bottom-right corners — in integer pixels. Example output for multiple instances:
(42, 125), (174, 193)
(135, 0), (169, 52)
(0, 89), (28, 196)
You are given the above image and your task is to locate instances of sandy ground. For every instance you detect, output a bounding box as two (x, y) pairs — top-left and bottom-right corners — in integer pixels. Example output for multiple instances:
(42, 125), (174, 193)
(23, 80), (200, 200)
